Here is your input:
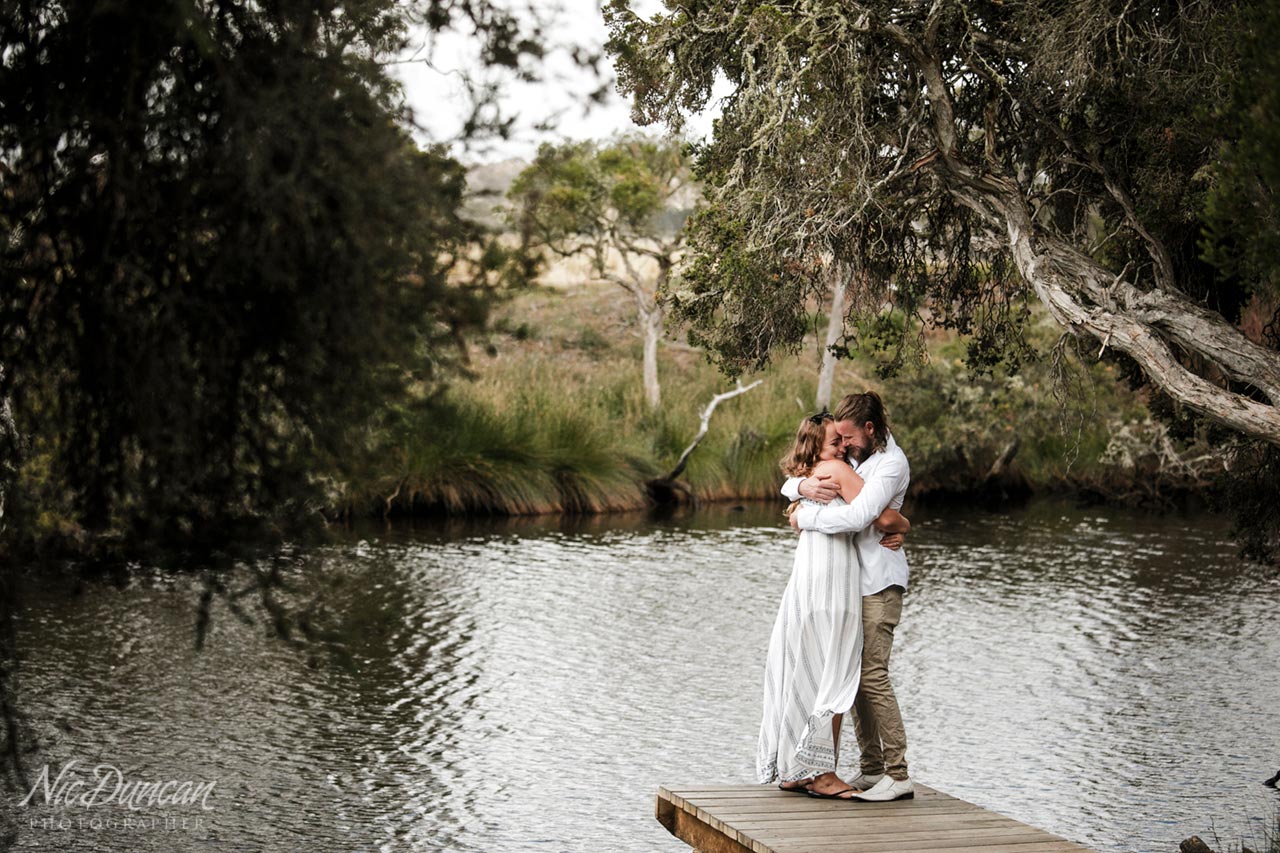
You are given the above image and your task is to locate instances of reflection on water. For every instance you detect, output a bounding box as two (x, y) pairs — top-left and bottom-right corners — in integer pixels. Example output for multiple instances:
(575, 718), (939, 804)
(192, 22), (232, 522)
(9, 501), (1280, 853)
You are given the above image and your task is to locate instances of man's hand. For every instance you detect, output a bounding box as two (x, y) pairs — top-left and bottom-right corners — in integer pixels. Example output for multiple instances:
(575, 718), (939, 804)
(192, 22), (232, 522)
(879, 532), (904, 550)
(798, 474), (841, 503)
(788, 510), (802, 533)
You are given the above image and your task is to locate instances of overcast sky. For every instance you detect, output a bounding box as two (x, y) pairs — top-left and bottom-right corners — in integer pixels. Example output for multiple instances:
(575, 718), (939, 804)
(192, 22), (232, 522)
(390, 0), (720, 163)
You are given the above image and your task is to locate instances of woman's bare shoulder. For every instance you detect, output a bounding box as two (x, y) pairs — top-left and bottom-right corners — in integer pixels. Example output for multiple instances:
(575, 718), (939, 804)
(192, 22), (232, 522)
(810, 459), (861, 501)
(810, 459), (855, 482)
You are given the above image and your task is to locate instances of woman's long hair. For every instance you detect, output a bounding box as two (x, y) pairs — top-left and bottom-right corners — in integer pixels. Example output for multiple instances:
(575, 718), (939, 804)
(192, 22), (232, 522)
(780, 413), (833, 477)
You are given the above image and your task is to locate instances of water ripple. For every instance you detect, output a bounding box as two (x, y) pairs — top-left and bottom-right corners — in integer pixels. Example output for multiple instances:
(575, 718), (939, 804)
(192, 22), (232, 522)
(11, 501), (1280, 853)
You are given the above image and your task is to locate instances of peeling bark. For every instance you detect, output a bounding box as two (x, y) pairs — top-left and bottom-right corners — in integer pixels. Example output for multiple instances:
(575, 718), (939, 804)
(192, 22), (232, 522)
(998, 198), (1280, 445)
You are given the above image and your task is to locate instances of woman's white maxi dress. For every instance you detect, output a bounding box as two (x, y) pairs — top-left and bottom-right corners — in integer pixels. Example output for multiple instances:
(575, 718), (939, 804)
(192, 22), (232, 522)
(757, 497), (863, 783)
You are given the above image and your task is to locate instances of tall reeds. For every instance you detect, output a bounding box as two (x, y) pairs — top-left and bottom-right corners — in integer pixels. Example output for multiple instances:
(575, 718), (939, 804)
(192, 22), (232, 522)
(364, 392), (652, 516)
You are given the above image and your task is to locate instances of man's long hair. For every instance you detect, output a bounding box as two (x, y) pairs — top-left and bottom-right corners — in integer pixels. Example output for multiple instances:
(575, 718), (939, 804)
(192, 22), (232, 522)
(834, 391), (891, 453)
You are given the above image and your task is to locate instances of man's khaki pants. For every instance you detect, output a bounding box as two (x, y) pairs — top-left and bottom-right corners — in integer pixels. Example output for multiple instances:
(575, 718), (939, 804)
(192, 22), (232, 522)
(852, 585), (908, 780)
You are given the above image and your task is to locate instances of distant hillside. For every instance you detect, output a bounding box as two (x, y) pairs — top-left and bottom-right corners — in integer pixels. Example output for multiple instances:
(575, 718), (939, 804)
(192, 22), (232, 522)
(459, 153), (702, 288)
(463, 159), (527, 228)
(463, 156), (699, 238)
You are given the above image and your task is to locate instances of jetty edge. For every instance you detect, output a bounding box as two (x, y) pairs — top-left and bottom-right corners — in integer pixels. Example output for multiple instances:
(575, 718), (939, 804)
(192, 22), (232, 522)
(655, 782), (1097, 853)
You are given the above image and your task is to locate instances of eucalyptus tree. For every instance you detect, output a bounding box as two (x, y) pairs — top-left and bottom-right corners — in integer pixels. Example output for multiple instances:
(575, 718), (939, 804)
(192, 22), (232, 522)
(509, 135), (697, 409)
(605, 0), (1280, 445)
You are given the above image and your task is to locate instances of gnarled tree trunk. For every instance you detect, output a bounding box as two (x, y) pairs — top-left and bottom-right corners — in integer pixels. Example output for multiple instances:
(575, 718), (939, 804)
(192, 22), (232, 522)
(1001, 199), (1280, 445)
(906, 42), (1280, 446)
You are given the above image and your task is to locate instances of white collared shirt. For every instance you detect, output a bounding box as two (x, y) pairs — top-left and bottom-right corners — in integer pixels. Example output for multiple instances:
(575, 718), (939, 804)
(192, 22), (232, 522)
(781, 434), (911, 596)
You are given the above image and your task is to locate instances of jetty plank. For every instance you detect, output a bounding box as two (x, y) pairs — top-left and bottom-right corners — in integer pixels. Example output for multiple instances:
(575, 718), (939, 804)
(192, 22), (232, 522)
(655, 784), (1095, 853)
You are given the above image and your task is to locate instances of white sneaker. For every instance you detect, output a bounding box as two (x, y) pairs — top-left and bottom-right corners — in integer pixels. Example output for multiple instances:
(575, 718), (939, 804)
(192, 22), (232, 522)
(845, 772), (884, 792)
(851, 775), (914, 802)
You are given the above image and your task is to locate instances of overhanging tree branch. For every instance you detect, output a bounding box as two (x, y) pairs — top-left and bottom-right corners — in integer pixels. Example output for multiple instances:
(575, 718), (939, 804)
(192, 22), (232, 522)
(607, 0), (1280, 444)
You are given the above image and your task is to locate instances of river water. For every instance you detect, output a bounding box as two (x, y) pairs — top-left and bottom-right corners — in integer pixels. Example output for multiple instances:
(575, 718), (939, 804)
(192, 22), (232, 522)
(6, 500), (1280, 853)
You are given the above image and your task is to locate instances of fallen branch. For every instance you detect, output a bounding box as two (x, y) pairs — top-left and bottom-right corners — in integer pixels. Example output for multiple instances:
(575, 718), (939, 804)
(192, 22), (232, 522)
(984, 436), (1020, 481)
(976, 436), (1031, 504)
(664, 380), (764, 482)
(383, 477), (406, 520)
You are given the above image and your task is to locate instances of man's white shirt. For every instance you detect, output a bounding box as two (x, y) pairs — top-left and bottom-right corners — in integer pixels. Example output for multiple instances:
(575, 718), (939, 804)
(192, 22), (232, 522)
(781, 434), (911, 597)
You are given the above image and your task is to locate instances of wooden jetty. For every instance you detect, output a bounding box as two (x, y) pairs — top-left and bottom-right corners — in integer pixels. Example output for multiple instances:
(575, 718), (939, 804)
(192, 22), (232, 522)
(655, 783), (1097, 853)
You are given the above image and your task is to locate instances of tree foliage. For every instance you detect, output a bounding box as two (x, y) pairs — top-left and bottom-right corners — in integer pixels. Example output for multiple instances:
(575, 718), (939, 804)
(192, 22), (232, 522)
(1200, 0), (1280, 306)
(507, 135), (696, 408)
(606, 0), (1280, 445)
(0, 0), (565, 822)
(0, 0), (518, 553)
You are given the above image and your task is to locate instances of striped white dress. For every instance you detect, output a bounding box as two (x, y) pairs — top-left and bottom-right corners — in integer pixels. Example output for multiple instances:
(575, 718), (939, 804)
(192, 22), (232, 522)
(757, 497), (863, 783)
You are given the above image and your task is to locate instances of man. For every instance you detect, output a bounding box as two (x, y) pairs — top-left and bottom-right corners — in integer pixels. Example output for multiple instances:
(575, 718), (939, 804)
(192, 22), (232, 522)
(782, 390), (914, 803)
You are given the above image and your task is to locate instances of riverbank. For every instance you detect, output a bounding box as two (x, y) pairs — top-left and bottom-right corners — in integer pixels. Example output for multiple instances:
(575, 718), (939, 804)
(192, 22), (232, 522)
(342, 280), (1224, 518)
(2, 279), (1226, 563)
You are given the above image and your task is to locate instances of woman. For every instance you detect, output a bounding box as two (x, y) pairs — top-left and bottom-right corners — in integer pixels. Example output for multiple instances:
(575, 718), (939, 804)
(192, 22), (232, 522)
(757, 411), (909, 799)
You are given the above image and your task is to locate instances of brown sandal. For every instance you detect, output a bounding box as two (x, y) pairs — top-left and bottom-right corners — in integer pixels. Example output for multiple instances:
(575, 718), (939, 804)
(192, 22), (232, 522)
(806, 787), (856, 800)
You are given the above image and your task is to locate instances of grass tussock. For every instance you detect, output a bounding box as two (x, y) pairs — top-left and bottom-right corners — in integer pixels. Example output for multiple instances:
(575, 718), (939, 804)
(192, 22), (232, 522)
(366, 390), (655, 515)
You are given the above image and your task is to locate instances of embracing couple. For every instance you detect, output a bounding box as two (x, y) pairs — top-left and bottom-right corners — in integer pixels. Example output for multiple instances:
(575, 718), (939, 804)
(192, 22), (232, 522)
(757, 390), (915, 803)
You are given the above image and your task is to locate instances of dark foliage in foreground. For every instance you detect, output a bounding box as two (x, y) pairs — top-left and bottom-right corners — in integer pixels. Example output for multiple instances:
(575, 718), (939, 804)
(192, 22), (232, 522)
(0, 0), (554, 804)
(0, 2), (501, 553)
